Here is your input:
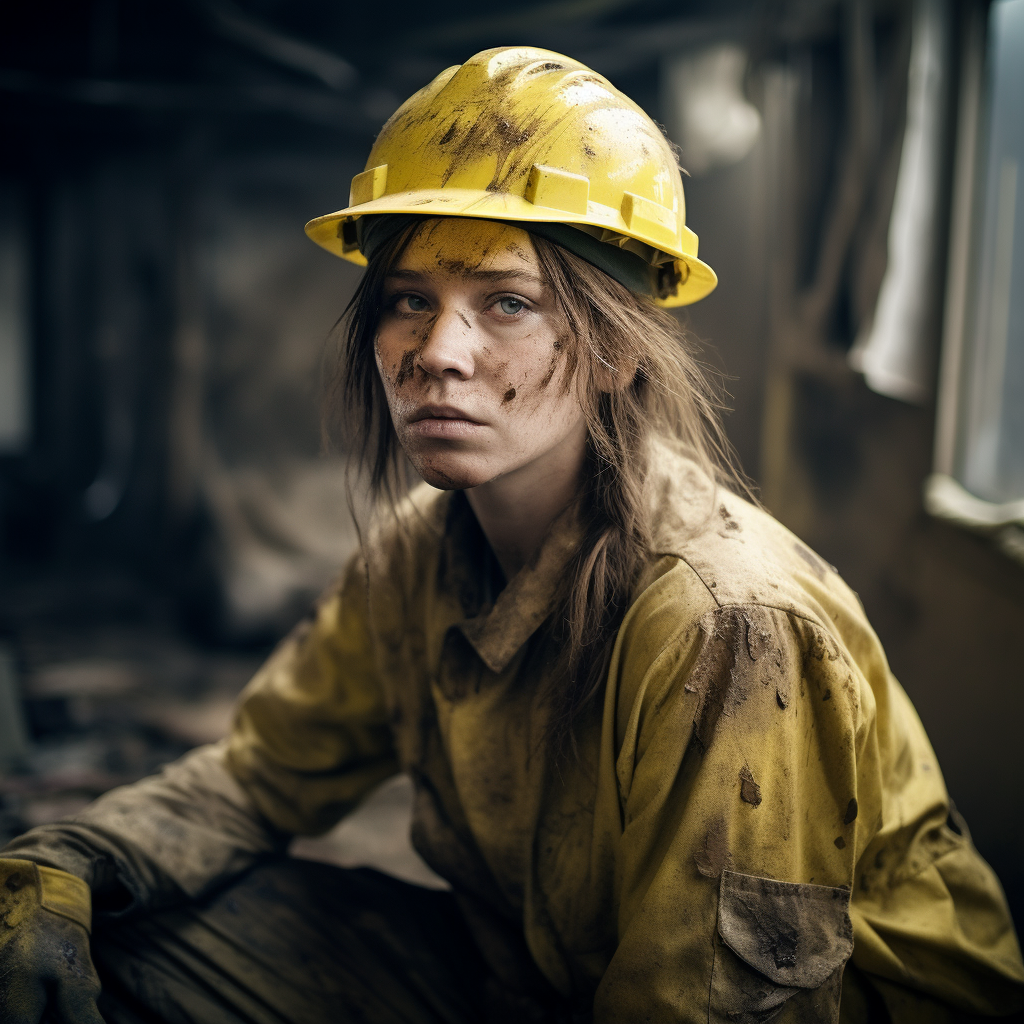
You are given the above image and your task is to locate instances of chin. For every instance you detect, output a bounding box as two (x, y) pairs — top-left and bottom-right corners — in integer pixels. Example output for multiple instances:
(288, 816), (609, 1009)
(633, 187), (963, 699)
(411, 454), (493, 491)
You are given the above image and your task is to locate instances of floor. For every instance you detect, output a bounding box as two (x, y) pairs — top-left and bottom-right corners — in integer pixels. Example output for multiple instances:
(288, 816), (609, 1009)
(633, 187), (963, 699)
(0, 565), (443, 888)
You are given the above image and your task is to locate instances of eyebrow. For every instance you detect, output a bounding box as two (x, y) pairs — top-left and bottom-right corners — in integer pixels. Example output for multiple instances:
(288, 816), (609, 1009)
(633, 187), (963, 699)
(385, 267), (547, 287)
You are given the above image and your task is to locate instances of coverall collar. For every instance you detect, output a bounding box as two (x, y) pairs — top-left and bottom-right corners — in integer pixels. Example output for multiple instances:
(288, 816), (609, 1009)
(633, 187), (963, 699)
(438, 439), (719, 675)
(443, 493), (584, 675)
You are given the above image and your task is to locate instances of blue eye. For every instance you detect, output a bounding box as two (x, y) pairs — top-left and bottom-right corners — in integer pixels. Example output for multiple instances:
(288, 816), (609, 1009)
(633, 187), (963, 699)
(498, 297), (524, 315)
(405, 295), (430, 312)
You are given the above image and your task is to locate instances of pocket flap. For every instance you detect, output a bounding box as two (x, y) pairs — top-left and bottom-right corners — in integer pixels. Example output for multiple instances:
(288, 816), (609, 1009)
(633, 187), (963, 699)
(718, 870), (853, 989)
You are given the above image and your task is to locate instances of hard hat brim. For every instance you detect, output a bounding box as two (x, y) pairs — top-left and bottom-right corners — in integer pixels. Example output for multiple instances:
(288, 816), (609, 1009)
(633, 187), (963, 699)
(305, 192), (717, 308)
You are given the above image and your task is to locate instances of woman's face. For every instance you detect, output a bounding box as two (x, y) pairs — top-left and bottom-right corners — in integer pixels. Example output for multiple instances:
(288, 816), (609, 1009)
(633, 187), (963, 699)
(375, 218), (587, 493)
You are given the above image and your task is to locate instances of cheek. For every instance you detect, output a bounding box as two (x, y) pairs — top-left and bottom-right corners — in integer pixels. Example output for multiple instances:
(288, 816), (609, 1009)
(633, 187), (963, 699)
(375, 322), (431, 391)
(505, 335), (572, 405)
(373, 337), (398, 396)
(497, 350), (581, 430)
(394, 349), (417, 388)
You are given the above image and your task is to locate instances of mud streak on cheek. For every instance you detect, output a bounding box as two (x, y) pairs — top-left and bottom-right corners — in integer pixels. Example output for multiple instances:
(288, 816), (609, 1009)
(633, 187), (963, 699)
(540, 346), (561, 388)
(390, 315), (437, 388)
(394, 349), (417, 387)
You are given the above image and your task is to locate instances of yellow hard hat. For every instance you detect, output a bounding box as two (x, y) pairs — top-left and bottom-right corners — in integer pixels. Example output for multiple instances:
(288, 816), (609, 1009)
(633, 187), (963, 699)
(305, 46), (717, 307)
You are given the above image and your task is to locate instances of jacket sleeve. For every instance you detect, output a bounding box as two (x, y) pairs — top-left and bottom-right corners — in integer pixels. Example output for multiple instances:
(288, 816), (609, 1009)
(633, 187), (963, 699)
(592, 601), (1024, 1024)
(1, 553), (399, 917)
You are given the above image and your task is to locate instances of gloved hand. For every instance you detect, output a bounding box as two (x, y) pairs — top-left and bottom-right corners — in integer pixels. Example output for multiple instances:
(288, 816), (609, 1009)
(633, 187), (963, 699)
(0, 859), (104, 1024)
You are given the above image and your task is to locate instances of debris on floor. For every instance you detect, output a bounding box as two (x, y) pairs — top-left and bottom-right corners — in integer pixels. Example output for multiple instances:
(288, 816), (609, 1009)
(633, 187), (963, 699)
(0, 623), (264, 847)
(0, 583), (441, 887)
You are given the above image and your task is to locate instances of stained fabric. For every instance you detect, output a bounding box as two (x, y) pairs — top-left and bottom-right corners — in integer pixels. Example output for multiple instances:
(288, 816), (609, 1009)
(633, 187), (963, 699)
(5, 438), (1024, 1022)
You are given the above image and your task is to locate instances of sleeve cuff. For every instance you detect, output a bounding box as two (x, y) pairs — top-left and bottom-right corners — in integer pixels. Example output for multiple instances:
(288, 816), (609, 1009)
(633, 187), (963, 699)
(38, 864), (92, 933)
(0, 858), (92, 934)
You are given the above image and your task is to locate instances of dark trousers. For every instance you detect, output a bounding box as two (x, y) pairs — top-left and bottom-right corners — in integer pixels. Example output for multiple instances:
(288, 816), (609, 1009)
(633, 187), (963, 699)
(90, 860), (490, 1024)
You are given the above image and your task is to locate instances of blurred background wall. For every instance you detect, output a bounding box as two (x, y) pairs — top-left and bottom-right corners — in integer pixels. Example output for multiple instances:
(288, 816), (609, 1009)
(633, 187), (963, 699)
(1, 0), (1021, 924)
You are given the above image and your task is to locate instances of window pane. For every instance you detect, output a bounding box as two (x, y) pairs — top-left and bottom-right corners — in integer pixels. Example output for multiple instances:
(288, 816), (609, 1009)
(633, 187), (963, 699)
(960, 0), (1024, 503)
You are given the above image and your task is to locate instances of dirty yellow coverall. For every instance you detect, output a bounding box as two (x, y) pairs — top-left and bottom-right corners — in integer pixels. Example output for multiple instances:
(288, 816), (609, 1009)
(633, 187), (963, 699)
(4, 441), (1023, 1023)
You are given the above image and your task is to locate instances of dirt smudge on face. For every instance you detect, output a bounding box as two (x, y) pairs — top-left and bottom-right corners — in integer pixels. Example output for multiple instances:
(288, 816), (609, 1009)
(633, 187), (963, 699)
(390, 313), (437, 389)
(540, 336), (569, 389)
(437, 256), (481, 276)
(395, 349), (417, 387)
(457, 310), (471, 328)
(503, 387), (517, 403)
(739, 766), (763, 807)
(540, 353), (559, 388)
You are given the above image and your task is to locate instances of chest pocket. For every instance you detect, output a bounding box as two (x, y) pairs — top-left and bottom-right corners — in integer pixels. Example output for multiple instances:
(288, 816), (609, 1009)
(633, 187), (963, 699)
(710, 870), (853, 1024)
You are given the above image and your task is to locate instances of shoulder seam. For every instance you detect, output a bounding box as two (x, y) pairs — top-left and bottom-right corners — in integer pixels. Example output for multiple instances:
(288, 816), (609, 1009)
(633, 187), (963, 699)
(653, 549), (834, 634)
(651, 548), (721, 607)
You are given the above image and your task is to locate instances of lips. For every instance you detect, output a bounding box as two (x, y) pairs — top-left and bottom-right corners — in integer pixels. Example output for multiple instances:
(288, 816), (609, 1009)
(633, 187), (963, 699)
(405, 404), (487, 441)
(408, 405), (483, 425)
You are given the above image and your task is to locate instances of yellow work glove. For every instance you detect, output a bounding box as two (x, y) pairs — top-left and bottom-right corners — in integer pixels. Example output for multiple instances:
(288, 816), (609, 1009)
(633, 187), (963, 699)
(0, 858), (103, 1024)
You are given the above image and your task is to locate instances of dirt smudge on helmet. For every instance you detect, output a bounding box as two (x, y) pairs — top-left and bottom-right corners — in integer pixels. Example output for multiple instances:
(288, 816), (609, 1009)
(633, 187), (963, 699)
(424, 98), (571, 193)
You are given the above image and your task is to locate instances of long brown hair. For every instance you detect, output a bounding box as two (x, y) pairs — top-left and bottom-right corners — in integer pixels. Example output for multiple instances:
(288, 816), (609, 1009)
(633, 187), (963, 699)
(324, 220), (749, 750)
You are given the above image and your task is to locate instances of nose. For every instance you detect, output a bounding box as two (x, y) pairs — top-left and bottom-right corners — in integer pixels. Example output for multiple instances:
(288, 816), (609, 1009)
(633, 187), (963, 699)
(416, 307), (476, 380)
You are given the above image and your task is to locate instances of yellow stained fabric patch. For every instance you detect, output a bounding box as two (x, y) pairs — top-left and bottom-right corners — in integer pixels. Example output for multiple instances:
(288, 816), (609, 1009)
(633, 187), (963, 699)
(0, 858), (91, 935)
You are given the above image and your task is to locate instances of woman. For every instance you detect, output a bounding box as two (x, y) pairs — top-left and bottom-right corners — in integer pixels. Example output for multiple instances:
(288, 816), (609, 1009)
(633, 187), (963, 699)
(1, 46), (1022, 1024)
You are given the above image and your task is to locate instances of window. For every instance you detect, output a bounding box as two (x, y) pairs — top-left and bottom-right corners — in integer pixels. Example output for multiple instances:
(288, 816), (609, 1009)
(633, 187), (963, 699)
(928, 0), (1024, 560)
